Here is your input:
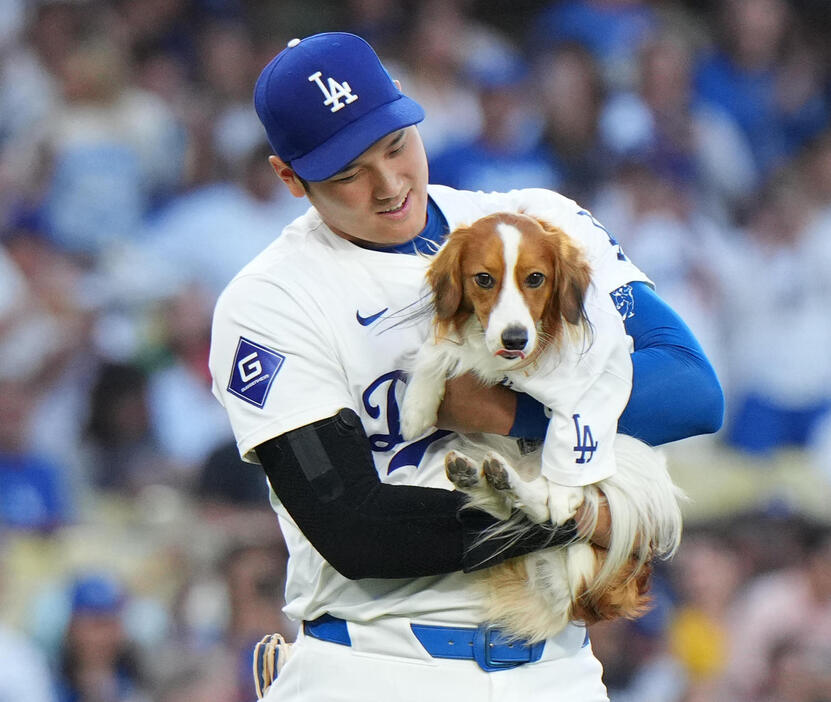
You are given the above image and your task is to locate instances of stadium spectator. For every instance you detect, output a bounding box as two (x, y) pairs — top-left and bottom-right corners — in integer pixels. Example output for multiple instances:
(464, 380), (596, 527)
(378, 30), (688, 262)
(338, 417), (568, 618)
(140, 141), (308, 298)
(693, 0), (829, 176)
(196, 439), (271, 510)
(82, 362), (178, 493)
(720, 172), (831, 455)
(195, 19), (265, 173)
(0, 619), (58, 702)
(0, 377), (74, 532)
(221, 540), (296, 700)
(146, 283), (234, 474)
(528, 0), (658, 88)
(668, 530), (744, 694)
(41, 35), (184, 257)
(721, 524), (831, 701)
(392, 0), (484, 156)
(536, 42), (611, 204)
(758, 636), (831, 702)
(429, 47), (559, 193)
(56, 572), (151, 702)
(600, 30), (758, 220)
(591, 588), (687, 702)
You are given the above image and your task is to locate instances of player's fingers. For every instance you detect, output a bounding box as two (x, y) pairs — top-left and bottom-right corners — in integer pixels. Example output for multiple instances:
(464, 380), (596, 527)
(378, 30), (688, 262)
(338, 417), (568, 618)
(575, 494), (611, 549)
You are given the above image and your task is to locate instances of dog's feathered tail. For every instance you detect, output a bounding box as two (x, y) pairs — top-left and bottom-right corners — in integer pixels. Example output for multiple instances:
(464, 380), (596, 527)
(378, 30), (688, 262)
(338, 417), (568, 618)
(468, 434), (685, 641)
(482, 539), (614, 643)
(582, 434), (685, 600)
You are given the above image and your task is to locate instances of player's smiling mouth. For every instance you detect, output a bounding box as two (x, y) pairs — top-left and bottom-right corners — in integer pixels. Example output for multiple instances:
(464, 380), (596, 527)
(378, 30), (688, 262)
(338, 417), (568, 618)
(377, 191), (410, 215)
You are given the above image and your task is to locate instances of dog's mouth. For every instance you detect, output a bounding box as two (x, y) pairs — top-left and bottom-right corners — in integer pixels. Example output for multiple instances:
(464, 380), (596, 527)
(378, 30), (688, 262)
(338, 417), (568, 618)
(495, 349), (526, 360)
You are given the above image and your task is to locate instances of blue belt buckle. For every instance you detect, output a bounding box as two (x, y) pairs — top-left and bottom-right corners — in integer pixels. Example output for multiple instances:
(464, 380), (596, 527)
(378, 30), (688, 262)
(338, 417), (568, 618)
(473, 624), (535, 672)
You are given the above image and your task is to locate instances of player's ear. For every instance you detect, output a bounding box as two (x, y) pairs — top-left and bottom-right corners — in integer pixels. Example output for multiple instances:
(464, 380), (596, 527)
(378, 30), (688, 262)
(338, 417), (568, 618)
(269, 155), (308, 198)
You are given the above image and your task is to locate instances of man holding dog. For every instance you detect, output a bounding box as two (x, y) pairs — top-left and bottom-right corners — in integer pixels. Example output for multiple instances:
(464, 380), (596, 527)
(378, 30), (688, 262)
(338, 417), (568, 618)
(209, 32), (723, 701)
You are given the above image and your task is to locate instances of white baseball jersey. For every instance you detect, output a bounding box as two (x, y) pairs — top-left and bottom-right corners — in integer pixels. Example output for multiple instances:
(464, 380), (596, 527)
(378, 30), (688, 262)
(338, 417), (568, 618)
(209, 184), (650, 627)
(502, 281), (635, 487)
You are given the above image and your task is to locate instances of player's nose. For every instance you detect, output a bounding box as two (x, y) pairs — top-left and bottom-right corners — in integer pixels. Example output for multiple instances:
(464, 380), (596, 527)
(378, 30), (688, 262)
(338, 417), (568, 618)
(371, 164), (401, 200)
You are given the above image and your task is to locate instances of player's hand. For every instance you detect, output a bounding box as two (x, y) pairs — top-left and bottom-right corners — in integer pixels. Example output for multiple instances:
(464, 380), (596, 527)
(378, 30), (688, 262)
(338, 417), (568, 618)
(575, 494), (611, 549)
(436, 373), (517, 435)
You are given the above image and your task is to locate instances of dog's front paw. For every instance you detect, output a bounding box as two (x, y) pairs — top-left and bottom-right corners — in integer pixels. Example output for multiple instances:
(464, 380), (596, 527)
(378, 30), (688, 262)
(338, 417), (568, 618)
(483, 452), (551, 524)
(482, 454), (512, 490)
(445, 450), (482, 488)
(399, 387), (441, 441)
(399, 409), (436, 441)
(547, 486), (585, 526)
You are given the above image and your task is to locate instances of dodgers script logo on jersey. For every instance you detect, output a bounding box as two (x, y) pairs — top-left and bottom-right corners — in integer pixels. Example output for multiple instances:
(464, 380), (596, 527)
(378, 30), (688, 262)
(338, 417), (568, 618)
(362, 370), (451, 474)
(227, 337), (285, 407)
(308, 71), (358, 112)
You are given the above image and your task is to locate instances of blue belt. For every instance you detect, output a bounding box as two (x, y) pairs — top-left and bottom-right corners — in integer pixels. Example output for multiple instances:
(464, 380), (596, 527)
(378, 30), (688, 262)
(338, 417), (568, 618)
(303, 614), (546, 672)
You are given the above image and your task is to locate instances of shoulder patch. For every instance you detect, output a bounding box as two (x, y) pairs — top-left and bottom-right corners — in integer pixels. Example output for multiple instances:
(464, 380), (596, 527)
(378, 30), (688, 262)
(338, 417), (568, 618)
(227, 337), (285, 408)
(610, 284), (635, 320)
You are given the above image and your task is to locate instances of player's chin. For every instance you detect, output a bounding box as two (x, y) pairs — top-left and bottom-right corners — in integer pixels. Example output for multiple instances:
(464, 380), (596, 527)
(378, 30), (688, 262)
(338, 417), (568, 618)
(374, 210), (424, 242)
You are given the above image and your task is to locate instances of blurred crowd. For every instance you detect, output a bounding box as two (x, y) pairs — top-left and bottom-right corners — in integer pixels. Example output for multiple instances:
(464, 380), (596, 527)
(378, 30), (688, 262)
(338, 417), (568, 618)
(1, 0), (831, 700)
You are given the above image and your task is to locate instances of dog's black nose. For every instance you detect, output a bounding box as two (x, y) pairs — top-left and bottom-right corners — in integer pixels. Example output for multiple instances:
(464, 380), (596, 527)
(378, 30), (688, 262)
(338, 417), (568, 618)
(501, 326), (528, 351)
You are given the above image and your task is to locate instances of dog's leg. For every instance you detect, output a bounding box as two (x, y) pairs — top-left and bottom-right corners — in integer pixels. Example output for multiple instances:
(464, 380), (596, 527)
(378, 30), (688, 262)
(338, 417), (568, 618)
(482, 452), (585, 526)
(482, 452), (554, 524)
(445, 451), (512, 520)
(545, 483), (586, 527)
(400, 341), (459, 441)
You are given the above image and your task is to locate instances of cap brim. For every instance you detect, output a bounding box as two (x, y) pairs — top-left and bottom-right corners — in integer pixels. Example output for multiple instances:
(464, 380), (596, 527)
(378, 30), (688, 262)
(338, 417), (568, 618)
(291, 95), (424, 181)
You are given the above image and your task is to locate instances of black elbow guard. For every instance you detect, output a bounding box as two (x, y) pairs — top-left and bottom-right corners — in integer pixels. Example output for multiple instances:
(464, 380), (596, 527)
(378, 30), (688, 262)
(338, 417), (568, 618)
(458, 508), (579, 573)
(257, 408), (580, 579)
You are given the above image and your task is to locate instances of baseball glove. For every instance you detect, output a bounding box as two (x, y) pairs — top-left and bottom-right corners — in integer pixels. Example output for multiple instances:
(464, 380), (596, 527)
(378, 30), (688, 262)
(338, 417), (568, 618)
(253, 632), (293, 699)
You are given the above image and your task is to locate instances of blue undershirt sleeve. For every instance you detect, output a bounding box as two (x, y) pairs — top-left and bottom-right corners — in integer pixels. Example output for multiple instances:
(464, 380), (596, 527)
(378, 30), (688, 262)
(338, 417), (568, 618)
(508, 282), (724, 446)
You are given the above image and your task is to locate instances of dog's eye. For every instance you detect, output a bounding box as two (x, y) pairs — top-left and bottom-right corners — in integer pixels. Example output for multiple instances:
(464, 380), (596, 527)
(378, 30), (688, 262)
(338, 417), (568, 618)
(526, 272), (545, 288)
(474, 273), (495, 289)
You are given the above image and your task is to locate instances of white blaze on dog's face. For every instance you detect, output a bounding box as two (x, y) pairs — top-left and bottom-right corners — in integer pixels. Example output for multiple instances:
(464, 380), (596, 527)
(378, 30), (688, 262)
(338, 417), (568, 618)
(428, 212), (590, 366)
(462, 218), (558, 364)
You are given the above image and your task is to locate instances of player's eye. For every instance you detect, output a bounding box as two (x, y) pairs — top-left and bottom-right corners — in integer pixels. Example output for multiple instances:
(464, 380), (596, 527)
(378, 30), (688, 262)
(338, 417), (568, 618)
(525, 272), (545, 288)
(387, 131), (406, 156)
(333, 171), (358, 183)
(474, 273), (495, 289)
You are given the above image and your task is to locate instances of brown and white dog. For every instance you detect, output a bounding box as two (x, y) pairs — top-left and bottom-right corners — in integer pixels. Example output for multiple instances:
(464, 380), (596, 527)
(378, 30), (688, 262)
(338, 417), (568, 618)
(400, 212), (684, 643)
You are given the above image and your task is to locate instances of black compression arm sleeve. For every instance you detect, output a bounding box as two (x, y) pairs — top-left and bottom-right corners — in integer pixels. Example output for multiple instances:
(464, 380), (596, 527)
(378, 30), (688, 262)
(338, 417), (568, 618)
(255, 409), (577, 579)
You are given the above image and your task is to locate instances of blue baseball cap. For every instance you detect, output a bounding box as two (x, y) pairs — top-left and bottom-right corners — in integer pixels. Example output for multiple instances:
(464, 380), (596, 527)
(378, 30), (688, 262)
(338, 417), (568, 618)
(70, 573), (125, 615)
(254, 32), (425, 181)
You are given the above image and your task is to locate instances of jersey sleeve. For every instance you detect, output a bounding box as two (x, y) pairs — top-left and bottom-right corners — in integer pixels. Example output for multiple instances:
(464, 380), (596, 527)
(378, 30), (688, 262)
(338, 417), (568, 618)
(209, 274), (352, 463)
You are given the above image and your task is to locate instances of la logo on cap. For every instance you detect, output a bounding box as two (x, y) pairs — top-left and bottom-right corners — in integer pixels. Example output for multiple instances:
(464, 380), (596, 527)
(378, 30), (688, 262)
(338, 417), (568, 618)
(308, 71), (359, 113)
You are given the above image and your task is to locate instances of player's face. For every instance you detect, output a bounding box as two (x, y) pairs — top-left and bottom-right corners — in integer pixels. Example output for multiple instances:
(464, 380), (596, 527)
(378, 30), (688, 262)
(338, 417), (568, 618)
(304, 127), (429, 247)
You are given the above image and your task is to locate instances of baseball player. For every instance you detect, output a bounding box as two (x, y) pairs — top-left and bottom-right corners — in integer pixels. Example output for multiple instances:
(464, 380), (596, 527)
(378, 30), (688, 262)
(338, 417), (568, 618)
(208, 32), (723, 701)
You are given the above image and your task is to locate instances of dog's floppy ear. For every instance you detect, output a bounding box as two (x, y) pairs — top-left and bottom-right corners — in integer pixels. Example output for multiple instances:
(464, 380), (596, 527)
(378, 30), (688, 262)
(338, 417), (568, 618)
(537, 219), (592, 328)
(427, 228), (468, 322)
(574, 555), (654, 625)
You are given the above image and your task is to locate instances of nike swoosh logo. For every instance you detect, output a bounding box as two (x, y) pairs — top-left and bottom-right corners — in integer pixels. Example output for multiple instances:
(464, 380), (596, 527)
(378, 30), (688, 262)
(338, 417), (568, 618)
(356, 308), (388, 326)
